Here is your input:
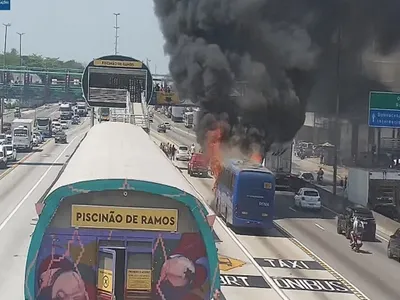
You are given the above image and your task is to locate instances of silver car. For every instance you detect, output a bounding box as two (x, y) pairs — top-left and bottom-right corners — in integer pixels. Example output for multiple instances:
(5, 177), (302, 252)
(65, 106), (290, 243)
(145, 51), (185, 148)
(175, 145), (190, 161)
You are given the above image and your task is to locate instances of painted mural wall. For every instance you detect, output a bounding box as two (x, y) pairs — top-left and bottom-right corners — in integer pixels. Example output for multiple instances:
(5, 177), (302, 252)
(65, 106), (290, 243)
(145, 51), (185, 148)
(33, 228), (211, 300)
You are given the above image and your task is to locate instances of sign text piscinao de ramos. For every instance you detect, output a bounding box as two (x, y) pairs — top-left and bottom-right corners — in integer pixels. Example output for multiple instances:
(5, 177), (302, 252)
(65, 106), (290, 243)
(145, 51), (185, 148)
(71, 205), (178, 231)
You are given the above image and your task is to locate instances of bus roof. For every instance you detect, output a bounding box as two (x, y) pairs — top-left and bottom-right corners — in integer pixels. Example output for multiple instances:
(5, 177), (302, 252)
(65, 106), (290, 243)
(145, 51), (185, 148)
(226, 159), (273, 174)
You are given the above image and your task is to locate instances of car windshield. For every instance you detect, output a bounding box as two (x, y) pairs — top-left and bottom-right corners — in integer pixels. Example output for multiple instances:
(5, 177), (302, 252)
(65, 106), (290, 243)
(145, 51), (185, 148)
(302, 173), (314, 180)
(14, 129), (28, 136)
(179, 146), (188, 151)
(304, 190), (319, 197)
(354, 210), (374, 219)
(5, 146), (12, 151)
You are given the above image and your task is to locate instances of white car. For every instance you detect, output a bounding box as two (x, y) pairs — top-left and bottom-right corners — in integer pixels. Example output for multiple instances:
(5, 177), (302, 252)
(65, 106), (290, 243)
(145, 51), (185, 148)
(4, 144), (17, 161)
(299, 172), (314, 182)
(32, 134), (39, 147)
(60, 120), (69, 129)
(5, 134), (12, 144)
(294, 188), (321, 210)
(34, 131), (43, 144)
(164, 122), (171, 130)
(175, 145), (190, 161)
(53, 122), (62, 132)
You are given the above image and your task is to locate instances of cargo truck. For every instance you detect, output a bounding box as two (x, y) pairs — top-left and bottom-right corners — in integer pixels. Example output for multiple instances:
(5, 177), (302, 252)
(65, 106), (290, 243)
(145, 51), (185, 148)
(184, 112), (194, 128)
(76, 102), (88, 116)
(60, 103), (73, 120)
(347, 168), (400, 218)
(263, 142), (293, 190)
(171, 107), (185, 122)
(12, 119), (34, 151)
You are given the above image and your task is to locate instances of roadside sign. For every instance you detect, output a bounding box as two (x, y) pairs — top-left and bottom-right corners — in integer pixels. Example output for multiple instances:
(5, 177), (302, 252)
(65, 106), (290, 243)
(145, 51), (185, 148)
(218, 254), (246, 271)
(368, 91), (400, 128)
(81, 55), (153, 108)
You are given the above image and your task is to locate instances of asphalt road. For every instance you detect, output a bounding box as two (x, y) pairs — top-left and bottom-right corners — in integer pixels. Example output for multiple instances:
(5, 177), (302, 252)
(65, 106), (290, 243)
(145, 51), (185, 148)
(0, 118), (90, 299)
(0, 104), (60, 177)
(151, 112), (400, 300)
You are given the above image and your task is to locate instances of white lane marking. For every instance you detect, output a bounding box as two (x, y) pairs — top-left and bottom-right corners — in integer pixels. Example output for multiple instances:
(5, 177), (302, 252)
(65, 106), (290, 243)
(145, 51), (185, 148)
(274, 222), (370, 300)
(289, 207), (297, 212)
(315, 223), (325, 231)
(0, 134), (81, 233)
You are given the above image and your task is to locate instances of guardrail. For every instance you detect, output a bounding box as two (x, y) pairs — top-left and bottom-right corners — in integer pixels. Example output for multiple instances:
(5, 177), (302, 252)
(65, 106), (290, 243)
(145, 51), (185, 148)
(288, 177), (399, 237)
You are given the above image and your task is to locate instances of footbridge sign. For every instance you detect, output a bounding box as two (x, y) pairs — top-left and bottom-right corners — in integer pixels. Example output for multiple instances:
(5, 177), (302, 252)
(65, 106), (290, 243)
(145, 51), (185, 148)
(81, 55), (153, 108)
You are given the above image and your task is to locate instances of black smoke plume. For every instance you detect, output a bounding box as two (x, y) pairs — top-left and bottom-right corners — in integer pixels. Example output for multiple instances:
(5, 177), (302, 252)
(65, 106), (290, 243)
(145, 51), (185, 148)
(153, 0), (400, 153)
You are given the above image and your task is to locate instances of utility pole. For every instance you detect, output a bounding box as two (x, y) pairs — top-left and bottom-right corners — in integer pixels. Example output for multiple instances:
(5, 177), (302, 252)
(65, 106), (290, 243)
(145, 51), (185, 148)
(1, 23), (11, 133)
(332, 24), (342, 196)
(113, 13), (120, 55)
(17, 32), (25, 66)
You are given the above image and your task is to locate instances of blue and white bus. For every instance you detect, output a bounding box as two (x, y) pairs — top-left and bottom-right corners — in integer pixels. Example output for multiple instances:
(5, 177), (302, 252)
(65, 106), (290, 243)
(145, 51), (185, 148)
(215, 160), (275, 229)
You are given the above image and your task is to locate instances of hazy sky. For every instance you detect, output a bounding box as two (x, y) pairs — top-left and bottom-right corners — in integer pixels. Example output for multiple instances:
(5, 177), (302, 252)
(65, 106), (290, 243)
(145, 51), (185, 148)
(1, 0), (169, 74)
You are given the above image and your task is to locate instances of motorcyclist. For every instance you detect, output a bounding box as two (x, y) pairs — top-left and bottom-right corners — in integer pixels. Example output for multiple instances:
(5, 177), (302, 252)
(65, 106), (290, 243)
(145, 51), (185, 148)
(350, 216), (364, 247)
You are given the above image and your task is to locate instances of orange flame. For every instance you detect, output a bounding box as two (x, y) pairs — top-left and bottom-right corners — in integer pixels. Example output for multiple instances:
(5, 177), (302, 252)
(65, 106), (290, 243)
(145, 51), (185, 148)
(250, 152), (263, 164)
(206, 125), (223, 191)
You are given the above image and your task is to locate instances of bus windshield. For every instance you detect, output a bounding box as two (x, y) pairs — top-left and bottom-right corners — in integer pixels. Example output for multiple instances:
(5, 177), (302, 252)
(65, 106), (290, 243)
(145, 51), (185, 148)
(37, 119), (49, 126)
(14, 128), (28, 136)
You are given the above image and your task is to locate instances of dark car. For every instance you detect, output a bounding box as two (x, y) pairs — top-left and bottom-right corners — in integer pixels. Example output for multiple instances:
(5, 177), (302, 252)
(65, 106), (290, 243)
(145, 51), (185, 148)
(337, 205), (376, 241)
(54, 131), (67, 144)
(188, 153), (208, 177)
(72, 116), (80, 125)
(387, 228), (400, 260)
(157, 124), (166, 133)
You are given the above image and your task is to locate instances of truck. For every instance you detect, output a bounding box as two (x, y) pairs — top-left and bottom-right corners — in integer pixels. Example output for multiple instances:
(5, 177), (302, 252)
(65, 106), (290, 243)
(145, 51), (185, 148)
(347, 168), (399, 218)
(171, 107), (185, 122)
(184, 112), (194, 128)
(263, 142), (293, 190)
(76, 102), (88, 117)
(11, 119), (34, 151)
(36, 117), (52, 138)
(60, 103), (73, 120)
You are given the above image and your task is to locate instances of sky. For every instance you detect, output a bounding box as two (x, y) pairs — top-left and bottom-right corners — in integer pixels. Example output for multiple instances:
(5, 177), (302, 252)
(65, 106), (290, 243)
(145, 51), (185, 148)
(0, 0), (169, 74)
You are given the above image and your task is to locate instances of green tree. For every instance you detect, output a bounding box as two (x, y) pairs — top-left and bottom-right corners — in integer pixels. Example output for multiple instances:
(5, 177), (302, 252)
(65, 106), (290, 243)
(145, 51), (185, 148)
(0, 48), (85, 70)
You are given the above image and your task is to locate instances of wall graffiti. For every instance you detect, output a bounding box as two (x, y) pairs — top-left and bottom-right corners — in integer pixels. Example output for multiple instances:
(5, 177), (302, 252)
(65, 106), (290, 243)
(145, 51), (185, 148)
(34, 228), (211, 300)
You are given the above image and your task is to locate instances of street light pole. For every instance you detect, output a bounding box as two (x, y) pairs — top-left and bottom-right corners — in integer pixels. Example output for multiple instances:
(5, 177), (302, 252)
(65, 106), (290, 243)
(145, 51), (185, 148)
(113, 13), (120, 55)
(1, 23), (11, 133)
(332, 24), (342, 196)
(17, 32), (25, 66)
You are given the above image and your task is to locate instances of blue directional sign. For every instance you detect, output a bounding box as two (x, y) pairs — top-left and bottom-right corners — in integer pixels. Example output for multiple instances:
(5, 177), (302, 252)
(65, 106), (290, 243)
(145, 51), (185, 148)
(368, 91), (400, 128)
(369, 109), (400, 128)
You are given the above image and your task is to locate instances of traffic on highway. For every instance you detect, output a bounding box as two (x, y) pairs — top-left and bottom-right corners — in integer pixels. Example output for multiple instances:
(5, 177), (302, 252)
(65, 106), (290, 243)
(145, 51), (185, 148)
(151, 108), (400, 300)
(2, 1), (400, 300)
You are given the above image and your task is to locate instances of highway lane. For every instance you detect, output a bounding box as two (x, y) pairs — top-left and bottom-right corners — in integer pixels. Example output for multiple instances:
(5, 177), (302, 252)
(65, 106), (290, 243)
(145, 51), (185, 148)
(151, 129), (365, 300)
(151, 115), (400, 300)
(0, 104), (60, 177)
(0, 118), (90, 299)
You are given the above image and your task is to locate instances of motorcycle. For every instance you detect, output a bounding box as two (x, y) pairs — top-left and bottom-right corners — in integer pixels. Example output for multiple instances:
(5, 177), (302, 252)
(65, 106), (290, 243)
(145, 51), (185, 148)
(351, 232), (363, 252)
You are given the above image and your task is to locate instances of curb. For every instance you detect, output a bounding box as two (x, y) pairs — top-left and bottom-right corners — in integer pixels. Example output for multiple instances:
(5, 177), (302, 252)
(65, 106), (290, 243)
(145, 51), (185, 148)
(0, 139), (52, 180)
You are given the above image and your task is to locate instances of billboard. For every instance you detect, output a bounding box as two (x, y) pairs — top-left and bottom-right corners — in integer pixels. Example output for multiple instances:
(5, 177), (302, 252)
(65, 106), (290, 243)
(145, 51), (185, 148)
(81, 55), (153, 108)
(149, 91), (197, 106)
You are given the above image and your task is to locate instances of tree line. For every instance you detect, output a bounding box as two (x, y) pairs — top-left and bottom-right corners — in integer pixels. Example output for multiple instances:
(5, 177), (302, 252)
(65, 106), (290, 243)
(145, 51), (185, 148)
(0, 48), (85, 70)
